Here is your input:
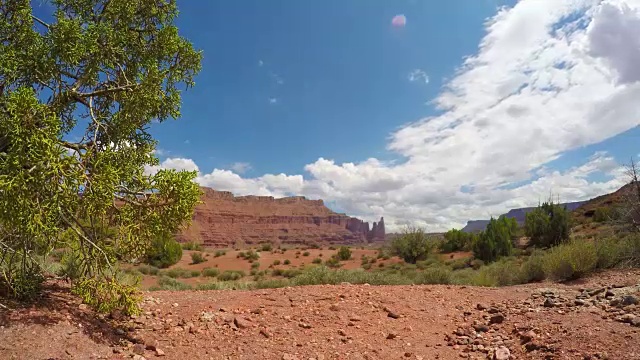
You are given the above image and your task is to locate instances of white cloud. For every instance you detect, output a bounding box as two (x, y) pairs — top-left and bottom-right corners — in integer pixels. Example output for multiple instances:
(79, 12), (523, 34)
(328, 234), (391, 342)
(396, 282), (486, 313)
(258, 60), (264, 67)
(230, 162), (252, 174)
(269, 98), (278, 104)
(408, 69), (430, 84)
(153, 0), (640, 232)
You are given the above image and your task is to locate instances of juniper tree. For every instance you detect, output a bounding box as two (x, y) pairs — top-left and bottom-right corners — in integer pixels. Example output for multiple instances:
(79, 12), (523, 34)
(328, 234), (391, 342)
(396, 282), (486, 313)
(0, 0), (202, 312)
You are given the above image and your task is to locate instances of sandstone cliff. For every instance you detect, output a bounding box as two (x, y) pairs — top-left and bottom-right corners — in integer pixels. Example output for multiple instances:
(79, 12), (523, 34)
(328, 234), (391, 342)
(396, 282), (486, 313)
(178, 187), (385, 247)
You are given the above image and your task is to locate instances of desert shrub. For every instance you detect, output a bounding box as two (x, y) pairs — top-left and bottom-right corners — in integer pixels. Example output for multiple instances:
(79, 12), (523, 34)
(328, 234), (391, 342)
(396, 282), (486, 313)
(251, 262), (260, 269)
(440, 229), (476, 253)
(283, 259), (291, 265)
(214, 250), (226, 257)
(244, 250), (260, 261)
(469, 259), (484, 270)
(182, 241), (204, 252)
(472, 217), (516, 263)
(260, 243), (273, 252)
(272, 260), (281, 266)
(58, 247), (84, 281)
(146, 233), (183, 269)
(593, 207), (612, 223)
(138, 265), (160, 276)
(292, 266), (411, 286)
(255, 279), (290, 289)
(237, 251), (245, 259)
(415, 266), (452, 284)
(324, 256), (342, 268)
(390, 227), (437, 264)
(520, 250), (546, 282)
(336, 246), (352, 261)
(312, 258), (322, 264)
(302, 251), (310, 257)
(543, 240), (598, 281)
(525, 201), (570, 248)
(482, 259), (526, 286)
(202, 268), (220, 277)
(328, 246), (336, 250)
(72, 277), (142, 314)
(218, 270), (245, 281)
(190, 252), (207, 264)
(362, 262), (372, 270)
(272, 268), (284, 276)
(161, 267), (199, 279)
(378, 263), (384, 268)
(446, 258), (469, 271)
(149, 276), (192, 291)
(451, 268), (498, 287)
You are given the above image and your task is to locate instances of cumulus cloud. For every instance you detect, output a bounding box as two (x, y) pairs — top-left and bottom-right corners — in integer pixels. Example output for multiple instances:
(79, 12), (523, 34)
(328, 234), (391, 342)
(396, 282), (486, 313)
(230, 162), (252, 174)
(408, 69), (430, 84)
(153, 0), (640, 232)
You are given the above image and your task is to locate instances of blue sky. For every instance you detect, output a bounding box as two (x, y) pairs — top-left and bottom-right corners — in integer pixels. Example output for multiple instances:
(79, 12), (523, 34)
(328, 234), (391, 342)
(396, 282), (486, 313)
(153, 0), (514, 175)
(34, 0), (640, 231)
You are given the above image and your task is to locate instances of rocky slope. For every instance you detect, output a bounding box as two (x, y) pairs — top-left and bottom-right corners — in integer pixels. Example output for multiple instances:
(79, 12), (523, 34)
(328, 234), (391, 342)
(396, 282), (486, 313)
(3, 270), (639, 360)
(178, 187), (385, 247)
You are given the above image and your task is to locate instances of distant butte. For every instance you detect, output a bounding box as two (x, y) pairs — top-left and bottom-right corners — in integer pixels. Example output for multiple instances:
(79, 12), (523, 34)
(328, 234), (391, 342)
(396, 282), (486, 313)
(178, 187), (385, 247)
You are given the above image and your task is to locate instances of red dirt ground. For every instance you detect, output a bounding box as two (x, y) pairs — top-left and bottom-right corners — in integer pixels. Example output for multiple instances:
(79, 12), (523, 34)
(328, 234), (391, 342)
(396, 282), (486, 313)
(2, 269), (640, 360)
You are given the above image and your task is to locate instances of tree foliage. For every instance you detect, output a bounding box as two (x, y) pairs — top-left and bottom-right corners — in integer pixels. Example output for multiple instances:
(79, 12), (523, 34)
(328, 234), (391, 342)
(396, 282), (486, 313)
(0, 0), (201, 310)
(472, 217), (516, 263)
(390, 227), (436, 264)
(336, 246), (352, 261)
(524, 201), (570, 248)
(440, 229), (476, 253)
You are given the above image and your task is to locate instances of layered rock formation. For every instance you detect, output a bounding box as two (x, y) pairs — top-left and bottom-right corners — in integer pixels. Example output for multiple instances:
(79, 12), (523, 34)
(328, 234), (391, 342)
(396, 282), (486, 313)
(178, 187), (385, 247)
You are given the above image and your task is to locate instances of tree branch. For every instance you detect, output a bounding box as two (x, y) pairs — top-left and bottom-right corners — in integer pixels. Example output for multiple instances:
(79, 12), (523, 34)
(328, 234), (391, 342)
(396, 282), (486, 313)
(77, 84), (138, 98)
(31, 15), (49, 29)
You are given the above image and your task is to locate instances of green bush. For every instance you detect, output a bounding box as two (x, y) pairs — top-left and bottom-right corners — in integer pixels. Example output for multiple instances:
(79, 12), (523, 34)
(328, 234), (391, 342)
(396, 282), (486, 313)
(146, 233), (183, 268)
(390, 227), (437, 264)
(182, 241), (204, 251)
(472, 217), (516, 263)
(525, 201), (570, 248)
(149, 276), (193, 291)
(362, 262), (372, 270)
(260, 243), (273, 252)
(312, 257), (322, 264)
(440, 229), (476, 253)
(283, 259), (291, 265)
(190, 252), (207, 264)
(202, 268), (220, 277)
(302, 251), (310, 257)
(336, 246), (352, 261)
(214, 250), (226, 257)
(138, 265), (160, 276)
(272, 259), (281, 266)
(243, 250), (260, 261)
(218, 270), (246, 281)
(251, 262), (260, 269)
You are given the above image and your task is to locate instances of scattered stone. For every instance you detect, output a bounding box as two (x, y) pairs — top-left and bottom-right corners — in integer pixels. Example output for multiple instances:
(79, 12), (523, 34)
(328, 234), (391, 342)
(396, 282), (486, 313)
(489, 313), (505, 325)
(575, 299), (586, 306)
(544, 298), (557, 308)
(338, 329), (347, 336)
(622, 295), (639, 306)
(386, 332), (398, 339)
(155, 349), (165, 357)
(589, 288), (606, 297)
(298, 322), (312, 329)
(200, 312), (215, 322)
(487, 307), (501, 314)
(132, 355), (146, 360)
(329, 304), (340, 311)
(619, 313), (637, 324)
(476, 303), (488, 311)
(384, 307), (401, 319)
(259, 328), (272, 338)
(473, 324), (489, 333)
(494, 346), (510, 360)
(234, 317), (250, 329)
(282, 354), (299, 360)
(519, 330), (536, 344)
(132, 343), (145, 355)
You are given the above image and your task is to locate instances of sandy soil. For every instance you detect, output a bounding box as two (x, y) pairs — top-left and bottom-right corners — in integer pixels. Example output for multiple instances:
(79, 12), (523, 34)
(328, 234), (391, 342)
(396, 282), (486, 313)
(2, 269), (640, 360)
